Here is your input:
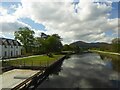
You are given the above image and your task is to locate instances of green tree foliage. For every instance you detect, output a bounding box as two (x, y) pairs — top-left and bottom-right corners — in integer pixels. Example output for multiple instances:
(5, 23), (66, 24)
(41, 32), (49, 39)
(14, 27), (62, 55)
(62, 44), (83, 53)
(62, 44), (72, 51)
(35, 33), (63, 54)
(97, 44), (112, 52)
(45, 34), (63, 53)
(70, 45), (83, 53)
(35, 37), (47, 53)
(14, 27), (35, 53)
(112, 38), (120, 53)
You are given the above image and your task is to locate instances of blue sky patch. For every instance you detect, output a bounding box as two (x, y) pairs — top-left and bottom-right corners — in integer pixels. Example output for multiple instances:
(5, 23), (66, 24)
(18, 18), (46, 31)
(1, 2), (22, 14)
(109, 2), (119, 19)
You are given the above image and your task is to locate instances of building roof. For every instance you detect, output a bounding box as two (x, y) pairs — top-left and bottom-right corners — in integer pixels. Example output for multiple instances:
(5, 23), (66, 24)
(0, 38), (22, 46)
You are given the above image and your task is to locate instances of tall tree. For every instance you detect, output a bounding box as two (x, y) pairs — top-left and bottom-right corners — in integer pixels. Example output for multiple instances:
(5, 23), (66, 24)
(112, 38), (120, 53)
(46, 34), (63, 53)
(14, 27), (35, 53)
(62, 44), (71, 51)
(35, 33), (63, 54)
(35, 37), (47, 53)
(52, 34), (62, 40)
(41, 32), (49, 39)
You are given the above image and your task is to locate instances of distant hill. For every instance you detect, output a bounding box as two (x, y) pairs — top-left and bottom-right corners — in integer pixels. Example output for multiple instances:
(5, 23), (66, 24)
(70, 41), (111, 49)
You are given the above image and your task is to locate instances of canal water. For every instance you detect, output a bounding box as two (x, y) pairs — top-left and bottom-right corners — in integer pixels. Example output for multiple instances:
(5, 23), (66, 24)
(38, 53), (120, 88)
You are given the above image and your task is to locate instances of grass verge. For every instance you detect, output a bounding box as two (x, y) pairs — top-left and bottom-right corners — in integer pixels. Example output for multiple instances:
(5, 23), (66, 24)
(90, 50), (120, 72)
(3, 55), (63, 67)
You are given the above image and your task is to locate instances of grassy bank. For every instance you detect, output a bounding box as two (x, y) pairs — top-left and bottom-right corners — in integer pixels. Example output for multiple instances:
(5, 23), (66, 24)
(90, 50), (120, 72)
(89, 50), (120, 60)
(89, 50), (120, 56)
(3, 55), (63, 67)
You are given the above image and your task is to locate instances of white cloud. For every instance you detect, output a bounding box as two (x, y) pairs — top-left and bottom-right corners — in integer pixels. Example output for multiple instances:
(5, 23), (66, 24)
(0, 20), (43, 39)
(0, 21), (28, 38)
(0, 0), (119, 44)
(0, 7), (8, 15)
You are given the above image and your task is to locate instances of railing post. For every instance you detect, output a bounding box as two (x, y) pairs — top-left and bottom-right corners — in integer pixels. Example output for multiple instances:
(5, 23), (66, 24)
(47, 60), (48, 67)
(47, 60), (49, 67)
(19, 60), (20, 67)
(39, 60), (41, 67)
(24, 59), (25, 67)
(32, 60), (33, 67)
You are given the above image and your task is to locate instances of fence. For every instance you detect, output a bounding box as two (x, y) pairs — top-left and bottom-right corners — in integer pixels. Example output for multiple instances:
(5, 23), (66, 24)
(11, 55), (66, 90)
(2, 56), (61, 71)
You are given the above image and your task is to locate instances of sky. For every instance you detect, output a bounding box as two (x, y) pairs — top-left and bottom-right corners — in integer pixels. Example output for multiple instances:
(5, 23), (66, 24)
(0, 0), (119, 44)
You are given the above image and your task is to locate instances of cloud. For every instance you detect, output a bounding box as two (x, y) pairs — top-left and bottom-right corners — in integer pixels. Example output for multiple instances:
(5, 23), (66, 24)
(0, 7), (8, 15)
(0, 20), (43, 39)
(0, 3), (43, 39)
(1, 0), (119, 44)
(0, 21), (28, 38)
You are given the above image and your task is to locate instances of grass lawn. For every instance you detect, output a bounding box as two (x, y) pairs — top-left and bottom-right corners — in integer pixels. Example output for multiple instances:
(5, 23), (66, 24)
(3, 55), (63, 67)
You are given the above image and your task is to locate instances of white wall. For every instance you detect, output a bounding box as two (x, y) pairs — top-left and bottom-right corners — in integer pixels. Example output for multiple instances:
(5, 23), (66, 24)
(0, 45), (2, 59)
(1, 45), (22, 58)
(18, 46), (22, 56)
(14, 46), (21, 56)
(2, 45), (9, 58)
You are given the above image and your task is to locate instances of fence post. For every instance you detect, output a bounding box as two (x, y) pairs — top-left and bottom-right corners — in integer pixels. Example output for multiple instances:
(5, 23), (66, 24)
(24, 60), (25, 67)
(21, 61), (23, 66)
(47, 60), (49, 67)
(46, 61), (48, 67)
(39, 60), (41, 67)
(47, 60), (48, 67)
(19, 60), (21, 67)
(32, 60), (33, 67)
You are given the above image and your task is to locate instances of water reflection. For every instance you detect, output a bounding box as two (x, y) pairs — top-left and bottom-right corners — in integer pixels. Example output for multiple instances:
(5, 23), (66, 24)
(38, 53), (120, 88)
(50, 59), (63, 76)
(99, 54), (120, 72)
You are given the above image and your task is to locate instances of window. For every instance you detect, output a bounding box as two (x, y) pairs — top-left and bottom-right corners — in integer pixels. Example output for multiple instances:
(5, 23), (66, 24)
(4, 51), (7, 57)
(11, 46), (13, 48)
(5, 45), (7, 48)
(16, 46), (18, 48)
(16, 51), (18, 56)
(11, 51), (13, 57)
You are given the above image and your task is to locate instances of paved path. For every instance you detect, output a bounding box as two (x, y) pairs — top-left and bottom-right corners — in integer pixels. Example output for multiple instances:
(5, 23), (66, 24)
(0, 55), (44, 62)
(2, 69), (40, 89)
(0, 75), (2, 90)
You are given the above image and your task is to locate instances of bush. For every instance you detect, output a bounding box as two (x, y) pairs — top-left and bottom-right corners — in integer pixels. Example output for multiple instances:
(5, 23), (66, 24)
(47, 53), (54, 58)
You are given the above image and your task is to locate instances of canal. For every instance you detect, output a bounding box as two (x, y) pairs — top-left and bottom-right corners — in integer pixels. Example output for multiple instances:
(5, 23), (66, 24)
(37, 53), (120, 88)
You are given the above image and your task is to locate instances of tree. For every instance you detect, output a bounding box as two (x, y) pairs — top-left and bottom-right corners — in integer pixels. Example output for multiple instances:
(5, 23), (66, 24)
(112, 38), (120, 53)
(52, 34), (62, 40)
(62, 44), (71, 51)
(41, 32), (50, 39)
(35, 33), (63, 54)
(35, 37), (47, 54)
(45, 34), (63, 53)
(14, 27), (35, 53)
(70, 45), (82, 53)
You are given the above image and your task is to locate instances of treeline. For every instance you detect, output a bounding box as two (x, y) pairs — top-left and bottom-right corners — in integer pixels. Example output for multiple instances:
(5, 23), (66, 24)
(62, 38), (120, 54)
(14, 27), (120, 55)
(111, 38), (120, 53)
(62, 44), (84, 53)
(92, 38), (120, 53)
(14, 27), (63, 55)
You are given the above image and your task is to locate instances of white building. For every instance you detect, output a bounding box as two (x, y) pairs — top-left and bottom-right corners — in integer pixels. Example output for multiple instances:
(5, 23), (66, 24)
(0, 38), (22, 59)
